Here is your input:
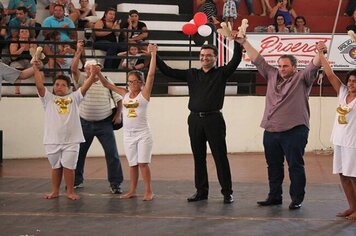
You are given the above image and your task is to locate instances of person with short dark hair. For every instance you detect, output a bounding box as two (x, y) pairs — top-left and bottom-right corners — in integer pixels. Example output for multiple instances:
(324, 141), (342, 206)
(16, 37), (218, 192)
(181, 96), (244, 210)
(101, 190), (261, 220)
(120, 9), (148, 46)
(8, 6), (36, 39)
(32, 59), (96, 200)
(235, 33), (322, 210)
(156, 36), (243, 204)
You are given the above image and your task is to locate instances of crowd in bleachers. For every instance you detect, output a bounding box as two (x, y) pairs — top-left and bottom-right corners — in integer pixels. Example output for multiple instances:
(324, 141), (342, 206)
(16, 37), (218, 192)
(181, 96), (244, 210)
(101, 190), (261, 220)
(0, 0), (151, 94)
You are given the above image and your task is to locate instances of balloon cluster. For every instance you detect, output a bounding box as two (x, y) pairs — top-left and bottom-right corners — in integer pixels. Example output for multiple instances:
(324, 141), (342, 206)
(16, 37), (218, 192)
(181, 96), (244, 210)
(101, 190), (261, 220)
(182, 12), (213, 38)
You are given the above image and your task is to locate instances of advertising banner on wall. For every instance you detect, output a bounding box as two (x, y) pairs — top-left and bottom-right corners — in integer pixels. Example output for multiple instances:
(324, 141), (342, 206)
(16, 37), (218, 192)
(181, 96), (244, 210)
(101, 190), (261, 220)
(220, 34), (356, 71)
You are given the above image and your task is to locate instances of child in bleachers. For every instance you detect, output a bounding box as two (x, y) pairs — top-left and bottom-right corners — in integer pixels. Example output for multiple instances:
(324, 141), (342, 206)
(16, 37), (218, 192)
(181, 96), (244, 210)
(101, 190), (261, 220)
(117, 45), (145, 70)
(222, 0), (237, 28)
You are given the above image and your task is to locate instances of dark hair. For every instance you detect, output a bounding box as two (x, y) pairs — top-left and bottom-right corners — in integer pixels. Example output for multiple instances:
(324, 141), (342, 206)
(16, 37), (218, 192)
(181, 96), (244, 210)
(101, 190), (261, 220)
(274, 14), (286, 32)
(344, 69), (356, 85)
(201, 44), (218, 56)
(129, 9), (139, 15)
(278, 55), (297, 66)
(16, 6), (28, 14)
(53, 3), (65, 11)
(102, 7), (117, 21)
(128, 70), (145, 83)
(294, 16), (306, 26)
(53, 75), (71, 88)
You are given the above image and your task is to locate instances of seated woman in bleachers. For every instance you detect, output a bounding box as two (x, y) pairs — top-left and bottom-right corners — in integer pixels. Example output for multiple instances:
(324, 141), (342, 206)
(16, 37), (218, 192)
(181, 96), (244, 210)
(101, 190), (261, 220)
(50, 0), (80, 25)
(93, 7), (122, 69)
(267, 14), (290, 33)
(9, 28), (36, 94)
(77, 0), (97, 29)
(291, 16), (310, 33)
(269, 0), (297, 28)
(117, 45), (146, 70)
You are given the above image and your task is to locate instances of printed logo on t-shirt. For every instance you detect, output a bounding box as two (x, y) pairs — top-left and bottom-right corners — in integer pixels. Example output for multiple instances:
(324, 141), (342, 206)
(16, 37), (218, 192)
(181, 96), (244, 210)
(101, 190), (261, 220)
(123, 100), (139, 118)
(54, 97), (72, 114)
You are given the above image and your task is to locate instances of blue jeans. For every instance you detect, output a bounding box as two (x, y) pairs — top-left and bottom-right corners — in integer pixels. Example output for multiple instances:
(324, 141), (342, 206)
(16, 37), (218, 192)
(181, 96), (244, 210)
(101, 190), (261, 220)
(236, 0), (254, 15)
(75, 117), (123, 186)
(263, 125), (309, 203)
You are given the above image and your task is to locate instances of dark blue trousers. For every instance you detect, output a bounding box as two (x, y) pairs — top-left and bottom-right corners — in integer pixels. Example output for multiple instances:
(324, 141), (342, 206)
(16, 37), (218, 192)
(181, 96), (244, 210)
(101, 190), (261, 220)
(263, 125), (309, 203)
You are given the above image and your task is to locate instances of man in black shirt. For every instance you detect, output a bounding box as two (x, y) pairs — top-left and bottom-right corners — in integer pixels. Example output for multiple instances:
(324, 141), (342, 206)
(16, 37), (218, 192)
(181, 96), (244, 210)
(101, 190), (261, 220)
(156, 41), (243, 204)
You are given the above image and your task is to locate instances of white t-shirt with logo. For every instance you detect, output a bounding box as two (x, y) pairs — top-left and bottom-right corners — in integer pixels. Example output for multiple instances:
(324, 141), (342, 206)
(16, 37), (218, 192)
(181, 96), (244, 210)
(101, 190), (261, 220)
(40, 88), (85, 144)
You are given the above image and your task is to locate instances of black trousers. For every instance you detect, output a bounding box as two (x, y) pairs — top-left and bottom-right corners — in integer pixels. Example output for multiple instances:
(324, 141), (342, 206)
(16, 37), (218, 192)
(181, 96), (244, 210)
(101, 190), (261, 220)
(188, 112), (233, 196)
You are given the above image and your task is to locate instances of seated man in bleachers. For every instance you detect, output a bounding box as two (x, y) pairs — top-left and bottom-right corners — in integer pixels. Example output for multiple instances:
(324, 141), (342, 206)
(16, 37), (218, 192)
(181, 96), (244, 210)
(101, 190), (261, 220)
(6, 0), (37, 20)
(8, 6), (36, 39)
(42, 3), (77, 42)
(49, 0), (80, 25)
(119, 9), (148, 48)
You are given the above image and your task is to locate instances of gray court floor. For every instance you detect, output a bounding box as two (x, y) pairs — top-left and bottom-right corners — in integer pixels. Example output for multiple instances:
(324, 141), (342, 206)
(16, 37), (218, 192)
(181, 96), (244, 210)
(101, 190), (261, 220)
(0, 177), (355, 236)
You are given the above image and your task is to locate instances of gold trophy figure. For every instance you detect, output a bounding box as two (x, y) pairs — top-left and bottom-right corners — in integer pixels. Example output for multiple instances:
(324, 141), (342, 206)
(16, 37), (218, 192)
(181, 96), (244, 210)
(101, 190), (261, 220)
(123, 100), (139, 117)
(54, 97), (72, 114)
(336, 105), (351, 124)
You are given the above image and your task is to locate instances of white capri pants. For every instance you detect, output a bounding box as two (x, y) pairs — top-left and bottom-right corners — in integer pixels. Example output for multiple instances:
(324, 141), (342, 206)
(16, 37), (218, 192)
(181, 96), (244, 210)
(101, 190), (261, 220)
(124, 129), (153, 167)
(45, 143), (80, 170)
(333, 145), (356, 177)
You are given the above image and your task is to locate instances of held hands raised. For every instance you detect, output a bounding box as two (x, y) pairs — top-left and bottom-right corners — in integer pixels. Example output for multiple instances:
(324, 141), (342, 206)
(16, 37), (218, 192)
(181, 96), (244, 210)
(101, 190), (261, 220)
(316, 41), (327, 54)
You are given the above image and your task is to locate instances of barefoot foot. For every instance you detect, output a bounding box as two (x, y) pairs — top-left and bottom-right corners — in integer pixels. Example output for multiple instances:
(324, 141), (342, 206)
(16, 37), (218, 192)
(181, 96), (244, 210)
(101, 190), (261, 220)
(120, 192), (137, 199)
(336, 209), (353, 217)
(44, 192), (59, 199)
(66, 192), (80, 200)
(143, 193), (154, 201)
(346, 212), (356, 220)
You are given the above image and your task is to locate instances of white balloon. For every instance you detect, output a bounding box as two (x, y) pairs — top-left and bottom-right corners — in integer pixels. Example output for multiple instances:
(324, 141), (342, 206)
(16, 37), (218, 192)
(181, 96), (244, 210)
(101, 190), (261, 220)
(198, 25), (212, 37)
(189, 19), (195, 24)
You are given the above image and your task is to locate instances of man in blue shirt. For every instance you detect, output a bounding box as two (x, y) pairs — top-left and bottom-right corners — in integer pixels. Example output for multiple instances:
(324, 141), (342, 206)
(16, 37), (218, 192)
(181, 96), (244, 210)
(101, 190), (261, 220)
(42, 4), (77, 41)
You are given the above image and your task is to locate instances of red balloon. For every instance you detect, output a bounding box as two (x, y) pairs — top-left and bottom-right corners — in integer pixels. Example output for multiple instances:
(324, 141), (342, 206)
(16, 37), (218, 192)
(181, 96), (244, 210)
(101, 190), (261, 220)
(182, 23), (198, 36)
(193, 12), (208, 27)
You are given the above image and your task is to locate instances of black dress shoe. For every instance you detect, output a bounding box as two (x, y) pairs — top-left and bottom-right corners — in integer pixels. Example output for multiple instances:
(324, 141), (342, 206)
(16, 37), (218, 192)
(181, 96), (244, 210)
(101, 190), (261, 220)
(289, 202), (302, 210)
(257, 197), (282, 206)
(187, 192), (208, 202)
(223, 194), (234, 204)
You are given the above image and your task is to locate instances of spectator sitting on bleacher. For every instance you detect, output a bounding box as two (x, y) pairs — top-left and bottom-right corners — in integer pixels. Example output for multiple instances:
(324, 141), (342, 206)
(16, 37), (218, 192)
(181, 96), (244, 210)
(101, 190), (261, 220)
(117, 45), (146, 70)
(93, 7), (122, 69)
(291, 16), (310, 33)
(77, 0), (97, 29)
(120, 10), (148, 46)
(6, 0), (36, 19)
(9, 28), (36, 94)
(197, 0), (220, 25)
(42, 4), (77, 42)
(269, 0), (297, 28)
(8, 6), (36, 39)
(267, 14), (290, 33)
(49, 0), (79, 25)
(347, 9), (356, 32)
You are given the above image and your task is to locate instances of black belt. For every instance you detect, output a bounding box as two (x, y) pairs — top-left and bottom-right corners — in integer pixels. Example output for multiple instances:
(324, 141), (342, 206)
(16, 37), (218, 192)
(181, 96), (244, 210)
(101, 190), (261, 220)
(190, 110), (221, 118)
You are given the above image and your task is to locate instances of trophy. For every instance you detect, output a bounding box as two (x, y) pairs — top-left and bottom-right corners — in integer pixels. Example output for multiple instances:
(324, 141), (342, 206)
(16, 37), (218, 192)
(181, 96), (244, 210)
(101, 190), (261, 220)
(237, 19), (249, 39)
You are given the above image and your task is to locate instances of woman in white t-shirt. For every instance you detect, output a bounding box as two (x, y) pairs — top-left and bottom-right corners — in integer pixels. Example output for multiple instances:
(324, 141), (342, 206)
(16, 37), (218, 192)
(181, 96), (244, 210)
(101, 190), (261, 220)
(99, 44), (157, 201)
(318, 42), (356, 220)
(33, 60), (97, 201)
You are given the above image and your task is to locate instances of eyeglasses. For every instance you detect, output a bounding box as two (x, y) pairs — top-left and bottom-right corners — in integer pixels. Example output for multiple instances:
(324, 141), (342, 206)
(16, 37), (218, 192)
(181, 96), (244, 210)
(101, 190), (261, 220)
(127, 79), (142, 85)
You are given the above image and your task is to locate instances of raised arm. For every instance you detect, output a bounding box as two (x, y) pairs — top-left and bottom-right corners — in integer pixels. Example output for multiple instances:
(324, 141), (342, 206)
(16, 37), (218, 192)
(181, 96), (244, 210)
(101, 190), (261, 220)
(80, 65), (97, 96)
(142, 44), (157, 100)
(97, 70), (128, 96)
(234, 36), (259, 62)
(317, 41), (341, 93)
(32, 61), (46, 97)
(71, 40), (84, 85)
